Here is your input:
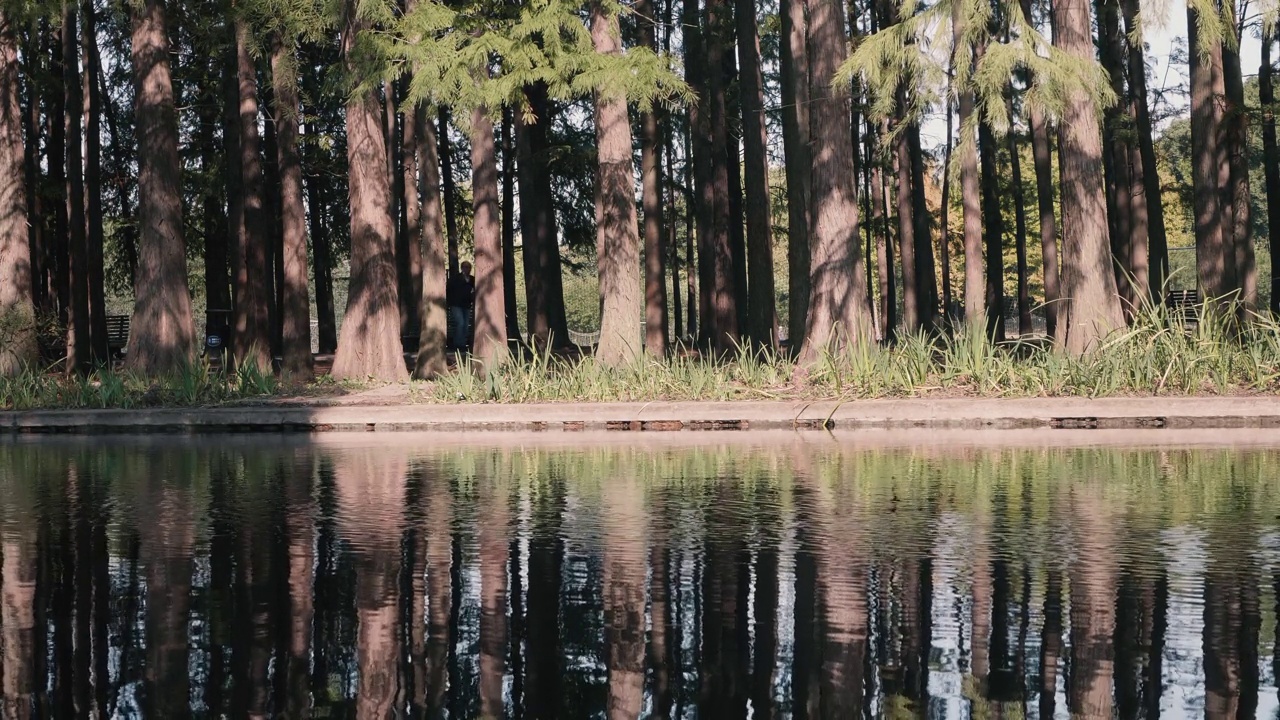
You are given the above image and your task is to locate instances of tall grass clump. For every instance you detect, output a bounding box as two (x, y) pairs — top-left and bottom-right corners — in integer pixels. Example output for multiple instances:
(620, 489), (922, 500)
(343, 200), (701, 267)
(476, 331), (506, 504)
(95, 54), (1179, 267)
(0, 359), (284, 411)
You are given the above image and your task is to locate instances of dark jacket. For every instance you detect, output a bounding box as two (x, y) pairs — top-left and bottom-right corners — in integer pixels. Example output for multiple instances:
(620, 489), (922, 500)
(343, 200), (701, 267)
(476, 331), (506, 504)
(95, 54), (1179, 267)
(446, 272), (474, 308)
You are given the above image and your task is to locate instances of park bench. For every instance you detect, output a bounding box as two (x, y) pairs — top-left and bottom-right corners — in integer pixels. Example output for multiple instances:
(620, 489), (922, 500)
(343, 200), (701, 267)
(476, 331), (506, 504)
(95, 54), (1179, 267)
(1165, 290), (1199, 329)
(105, 315), (130, 357)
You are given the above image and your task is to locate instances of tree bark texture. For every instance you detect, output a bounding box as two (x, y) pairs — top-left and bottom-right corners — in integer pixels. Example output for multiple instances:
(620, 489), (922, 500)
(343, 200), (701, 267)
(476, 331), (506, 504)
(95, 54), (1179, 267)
(501, 108), (520, 342)
(516, 84), (569, 349)
(401, 90), (424, 345)
(470, 105), (507, 372)
(82, 2), (109, 365)
(1029, 106), (1059, 336)
(779, 0), (810, 350)
(640, 0), (669, 356)
(1099, 0), (1138, 314)
(1122, 0), (1166, 297)
(907, 124), (938, 330)
(233, 18), (272, 371)
(1222, 38), (1256, 311)
(0, 9), (36, 375)
(1189, 8), (1236, 303)
(61, 7), (87, 368)
(1054, 0), (1125, 354)
(870, 126), (896, 341)
(1262, 30), (1280, 315)
(414, 105), (448, 379)
(1009, 124), (1032, 336)
(799, 0), (874, 361)
(939, 92), (954, 321)
(706, 0), (739, 351)
(978, 116), (1006, 341)
(272, 39), (314, 379)
(895, 94), (922, 334)
(332, 5), (409, 382)
(737, 0), (777, 348)
(439, 108), (460, 276)
(592, 2), (643, 366)
(125, 0), (196, 374)
(955, 6), (984, 332)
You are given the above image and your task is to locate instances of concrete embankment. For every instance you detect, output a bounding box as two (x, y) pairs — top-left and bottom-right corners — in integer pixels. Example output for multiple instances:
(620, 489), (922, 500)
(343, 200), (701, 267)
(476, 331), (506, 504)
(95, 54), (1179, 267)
(3, 396), (1280, 434)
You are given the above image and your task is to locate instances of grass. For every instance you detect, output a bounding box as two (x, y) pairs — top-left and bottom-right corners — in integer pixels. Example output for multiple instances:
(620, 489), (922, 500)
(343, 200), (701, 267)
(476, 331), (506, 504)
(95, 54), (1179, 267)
(4, 301), (1280, 410)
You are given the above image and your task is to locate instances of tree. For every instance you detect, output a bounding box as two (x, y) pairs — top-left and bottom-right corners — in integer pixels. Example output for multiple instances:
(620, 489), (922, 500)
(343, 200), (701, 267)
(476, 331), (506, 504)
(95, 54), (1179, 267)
(83, 0), (108, 365)
(954, 3), (984, 333)
(591, 1), (642, 366)
(1262, 30), (1280, 315)
(271, 34), (314, 380)
(736, 0), (776, 348)
(125, 0), (197, 374)
(798, 0), (874, 361)
(1121, 0), (1166, 298)
(779, 0), (810, 350)
(471, 103), (507, 371)
(231, 15), (273, 372)
(1188, 3), (1235, 304)
(1054, 0), (1124, 353)
(516, 83), (570, 350)
(413, 102), (449, 379)
(1221, 17), (1256, 310)
(0, 7), (36, 376)
(64, 6), (88, 373)
(639, 0), (668, 357)
(331, 0), (409, 382)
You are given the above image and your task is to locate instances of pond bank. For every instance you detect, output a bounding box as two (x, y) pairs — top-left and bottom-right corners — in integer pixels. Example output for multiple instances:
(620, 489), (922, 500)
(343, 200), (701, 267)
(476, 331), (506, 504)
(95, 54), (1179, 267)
(3, 396), (1280, 434)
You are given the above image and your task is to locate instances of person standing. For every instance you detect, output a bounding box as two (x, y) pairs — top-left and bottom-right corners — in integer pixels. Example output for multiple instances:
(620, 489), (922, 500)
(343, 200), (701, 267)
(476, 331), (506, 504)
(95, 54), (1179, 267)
(446, 261), (475, 351)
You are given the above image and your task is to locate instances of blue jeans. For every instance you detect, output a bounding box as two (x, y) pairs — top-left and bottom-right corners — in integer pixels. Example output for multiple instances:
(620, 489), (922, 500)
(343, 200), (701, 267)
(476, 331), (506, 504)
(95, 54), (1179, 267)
(449, 306), (470, 350)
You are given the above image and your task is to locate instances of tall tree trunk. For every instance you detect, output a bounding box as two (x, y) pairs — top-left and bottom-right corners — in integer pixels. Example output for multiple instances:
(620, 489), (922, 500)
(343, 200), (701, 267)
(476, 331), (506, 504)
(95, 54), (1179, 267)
(401, 92), (423, 345)
(307, 161), (337, 354)
(332, 5), (409, 381)
(48, 20), (68, 332)
(707, 0), (739, 351)
(82, 0), (107, 365)
(1222, 33), (1255, 311)
(1029, 108), (1059, 337)
(978, 116), (1006, 341)
(272, 38), (313, 380)
(667, 106), (683, 343)
(414, 103), (448, 379)
(263, 88), (283, 359)
(798, 0), (874, 361)
(1189, 7), (1236, 304)
(725, 48), (748, 338)
(1054, 0), (1124, 353)
(779, 0), (810, 351)
(895, 92), (921, 334)
(939, 90), (954, 322)
(439, 108), (460, 275)
(0, 9), (35, 375)
(907, 124), (938, 330)
(737, 0), (776, 348)
(125, 0), (196, 374)
(1262, 29), (1280, 316)
(516, 84), (569, 349)
(198, 74), (228, 357)
(386, 81), (402, 316)
(20, 26), (44, 319)
(1100, 0), (1137, 315)
(471, 104), (507, 372)
(593, 1), (643, 365)
(683, 0), (714, 344)
(1009, 123), (1032, 336)
(955, 6), (984, 332)
(501, 108), (520, 342)
(1122, 0), (1166, 297)
(684, 127), (698, 340)
(233, 18), (271, 371)
(870, 126), (896, 341)
(640, 0), (669, 356)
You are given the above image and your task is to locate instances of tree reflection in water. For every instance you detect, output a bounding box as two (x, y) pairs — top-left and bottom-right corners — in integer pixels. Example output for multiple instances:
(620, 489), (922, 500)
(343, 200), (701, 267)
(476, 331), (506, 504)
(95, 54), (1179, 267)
(0, 438), (1278, 718)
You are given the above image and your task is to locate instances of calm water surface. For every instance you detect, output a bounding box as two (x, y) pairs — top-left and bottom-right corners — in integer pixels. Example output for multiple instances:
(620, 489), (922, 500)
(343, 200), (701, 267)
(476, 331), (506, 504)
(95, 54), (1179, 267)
(1, 434), (1278, 719)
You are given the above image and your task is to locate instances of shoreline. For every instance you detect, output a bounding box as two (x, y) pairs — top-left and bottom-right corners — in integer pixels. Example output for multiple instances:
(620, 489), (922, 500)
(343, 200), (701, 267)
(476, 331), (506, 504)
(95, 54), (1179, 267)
(4, 396), (1280, 434)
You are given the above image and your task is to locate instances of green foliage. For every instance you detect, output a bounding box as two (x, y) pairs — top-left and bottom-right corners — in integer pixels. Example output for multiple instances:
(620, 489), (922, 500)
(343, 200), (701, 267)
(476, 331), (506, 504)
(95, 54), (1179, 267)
(0, 364), (283, 410)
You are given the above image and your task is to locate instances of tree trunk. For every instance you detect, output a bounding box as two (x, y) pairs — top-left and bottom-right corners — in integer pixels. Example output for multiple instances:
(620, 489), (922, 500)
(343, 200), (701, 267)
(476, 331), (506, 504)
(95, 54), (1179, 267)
(978, 117), (1006, 341)
(1009, 122), (1032, 336)
(737, 0), (776, 348)
(272, 38), (313, 380)
(414, 104), (448, 379)
(1222, 35), (1255, 311)
(683, 0), (713, 345)
(20, 27), (44, 320)
(955, 8), (984, 332)
(779, 0), (810, 351)
(125, 0), (196, 374)
(439, 108), (460, 276)
(0, 9), (35, 375)
(1054, 0), (1125, 353)
(48, 20), (68, 332)
(1122, 0), (1166, 297)
(82, 0), (108, 365)
(907, 124), (938, 330)
(667, 105), (684, 343)
(1100, 0), (1137, 315)
(592, 1), (643, 365)
(198, 70), (229, 356)
(939, 90), (954, 322)
(263, 87), (283, 359)
(501, 108), (520, 342)
(471, 104), (507, 372)
(640, 0), (669, 356)
(798, 0), (874, 361)
(307, 163), (337, 354)
(707, 0), (739, 351)
(63, 6), (88, 374)
(332, 5), (409, 382)
(895, 94), (921, 334)
(401, 91), (424, 345)
(725, 48), (748, 339)
(870, 125), (896, 341)
(233, 18), (271, 371)
(1189, 7), (1236, 304)
(1262, 30), (1280, 316)
(386, 82), (402, 320)
(1029, 107), (1059, 337)
(516, 84), (569, 349)
(684, 127), (699, 340)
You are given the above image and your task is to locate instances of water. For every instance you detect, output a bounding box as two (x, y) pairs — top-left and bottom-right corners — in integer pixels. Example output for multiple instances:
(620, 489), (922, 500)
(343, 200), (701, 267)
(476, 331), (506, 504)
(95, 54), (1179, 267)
(1, 432), (1279, 719)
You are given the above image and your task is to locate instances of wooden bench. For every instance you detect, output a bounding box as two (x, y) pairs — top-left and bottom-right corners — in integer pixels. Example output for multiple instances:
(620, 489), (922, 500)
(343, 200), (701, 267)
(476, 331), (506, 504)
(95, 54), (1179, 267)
(1165, 290), (1199, 329)
(105, 315), (130, 357)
